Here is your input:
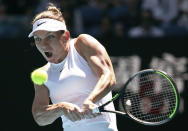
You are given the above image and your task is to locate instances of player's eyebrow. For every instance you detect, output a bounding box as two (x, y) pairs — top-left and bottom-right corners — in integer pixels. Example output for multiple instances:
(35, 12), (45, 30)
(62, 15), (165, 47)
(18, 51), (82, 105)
(33, 32), (53, 39)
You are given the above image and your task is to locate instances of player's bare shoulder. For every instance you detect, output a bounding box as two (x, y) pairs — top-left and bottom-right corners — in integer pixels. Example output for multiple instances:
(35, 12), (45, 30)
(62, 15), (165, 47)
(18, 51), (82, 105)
(40, 63), (50, 72)
(75, 34), (106, 56)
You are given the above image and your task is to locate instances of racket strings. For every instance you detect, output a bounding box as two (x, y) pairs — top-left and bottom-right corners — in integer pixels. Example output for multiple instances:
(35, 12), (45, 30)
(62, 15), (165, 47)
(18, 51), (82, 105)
(123, 72), (177, 123)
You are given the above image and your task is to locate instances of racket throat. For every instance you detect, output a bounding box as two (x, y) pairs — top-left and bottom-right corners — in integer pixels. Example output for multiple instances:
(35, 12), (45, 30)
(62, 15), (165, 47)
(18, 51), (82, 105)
(103, 110), (127, 115)
(100, 106), (126, 115)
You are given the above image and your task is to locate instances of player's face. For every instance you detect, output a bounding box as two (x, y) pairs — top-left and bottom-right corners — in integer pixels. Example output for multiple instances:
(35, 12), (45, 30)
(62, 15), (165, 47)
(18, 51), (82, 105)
(33, 30), (67, 63)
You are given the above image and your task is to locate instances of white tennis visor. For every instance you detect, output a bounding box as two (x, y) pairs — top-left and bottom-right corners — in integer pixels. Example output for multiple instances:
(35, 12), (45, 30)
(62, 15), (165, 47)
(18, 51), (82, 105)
(28, 18), (67, 38)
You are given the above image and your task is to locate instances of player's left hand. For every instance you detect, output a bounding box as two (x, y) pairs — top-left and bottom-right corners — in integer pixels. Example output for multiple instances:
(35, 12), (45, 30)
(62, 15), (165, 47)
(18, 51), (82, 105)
(82, 99), (101, 119)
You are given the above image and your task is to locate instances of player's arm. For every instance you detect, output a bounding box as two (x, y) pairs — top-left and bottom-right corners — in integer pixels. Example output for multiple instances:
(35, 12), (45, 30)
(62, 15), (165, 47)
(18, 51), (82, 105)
(32, 84), (82, 126)
(75, 34), (116, 104)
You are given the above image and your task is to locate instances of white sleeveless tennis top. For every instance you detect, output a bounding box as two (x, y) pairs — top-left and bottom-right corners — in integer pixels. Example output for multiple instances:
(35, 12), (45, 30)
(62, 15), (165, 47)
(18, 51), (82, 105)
(44, 39), (118, 131)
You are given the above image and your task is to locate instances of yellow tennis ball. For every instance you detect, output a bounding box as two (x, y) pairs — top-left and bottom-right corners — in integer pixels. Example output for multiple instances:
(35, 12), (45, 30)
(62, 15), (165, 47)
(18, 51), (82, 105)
(31, 69), (48, 85)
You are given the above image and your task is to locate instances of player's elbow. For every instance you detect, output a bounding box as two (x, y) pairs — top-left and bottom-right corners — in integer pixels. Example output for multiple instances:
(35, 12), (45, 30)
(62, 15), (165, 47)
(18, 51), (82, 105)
(105, 69), (116, 87)
(109, 73), (116, 87)
(110, 76), (116, 87)
(35, 120), (48, 126)
(37, 121), (52, 126)
(33, 114), (52, 126)
(32, 109), (52, 126)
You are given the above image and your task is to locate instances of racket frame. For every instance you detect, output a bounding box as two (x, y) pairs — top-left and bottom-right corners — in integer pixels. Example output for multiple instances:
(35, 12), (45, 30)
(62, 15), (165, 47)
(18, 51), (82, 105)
(94, 69), (180, 126)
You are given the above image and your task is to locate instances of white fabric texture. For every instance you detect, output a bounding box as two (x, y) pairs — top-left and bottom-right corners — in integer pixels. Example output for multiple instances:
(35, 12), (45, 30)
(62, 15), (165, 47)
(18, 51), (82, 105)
(44, 39), (118, 131)
(28, 18), (67, 37)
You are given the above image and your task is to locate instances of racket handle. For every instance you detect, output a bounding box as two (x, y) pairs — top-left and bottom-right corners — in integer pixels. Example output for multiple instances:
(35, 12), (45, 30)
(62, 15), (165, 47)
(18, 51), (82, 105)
(92, 107), (100, 114)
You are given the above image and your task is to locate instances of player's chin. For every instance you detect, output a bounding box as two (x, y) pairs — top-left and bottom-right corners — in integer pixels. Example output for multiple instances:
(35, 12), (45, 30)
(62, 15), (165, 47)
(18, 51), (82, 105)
(45, 56), (56, 63)
(48, 58), (56, 63)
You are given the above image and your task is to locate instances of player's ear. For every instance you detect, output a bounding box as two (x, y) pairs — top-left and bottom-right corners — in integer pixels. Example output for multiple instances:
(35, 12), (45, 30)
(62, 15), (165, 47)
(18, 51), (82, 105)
(64, 30), (70, 41)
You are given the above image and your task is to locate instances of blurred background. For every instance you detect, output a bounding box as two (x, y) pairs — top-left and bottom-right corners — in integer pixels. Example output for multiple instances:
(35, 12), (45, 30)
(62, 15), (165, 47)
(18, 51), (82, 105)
(1, 0), (187, 131)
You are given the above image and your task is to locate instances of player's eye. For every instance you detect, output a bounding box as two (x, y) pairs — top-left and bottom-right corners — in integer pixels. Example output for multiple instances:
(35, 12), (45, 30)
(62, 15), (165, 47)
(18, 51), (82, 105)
(34, 37), (41, 42)
(47, 34), (55, 40)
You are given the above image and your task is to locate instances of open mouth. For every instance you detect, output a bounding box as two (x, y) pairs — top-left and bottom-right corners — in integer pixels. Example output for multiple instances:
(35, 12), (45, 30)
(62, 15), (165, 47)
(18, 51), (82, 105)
(44, 52), (53, 58)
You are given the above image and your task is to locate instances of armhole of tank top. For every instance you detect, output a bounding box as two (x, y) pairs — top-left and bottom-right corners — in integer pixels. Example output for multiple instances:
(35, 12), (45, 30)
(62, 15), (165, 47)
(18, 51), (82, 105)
(71, 39), (89, 67)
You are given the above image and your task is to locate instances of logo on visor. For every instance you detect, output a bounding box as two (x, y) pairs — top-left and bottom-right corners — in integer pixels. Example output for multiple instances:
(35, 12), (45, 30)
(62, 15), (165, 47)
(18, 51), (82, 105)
(37, 22), (46, 26)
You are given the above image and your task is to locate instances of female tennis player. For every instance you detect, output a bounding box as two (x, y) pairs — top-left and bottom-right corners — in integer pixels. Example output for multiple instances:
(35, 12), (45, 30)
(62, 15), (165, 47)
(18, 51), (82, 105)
(29, 3), (118, 131)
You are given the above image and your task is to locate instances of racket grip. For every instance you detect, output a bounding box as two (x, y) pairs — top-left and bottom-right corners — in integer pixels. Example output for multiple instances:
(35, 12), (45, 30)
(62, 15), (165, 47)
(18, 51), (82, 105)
(92, 107), (100, 114)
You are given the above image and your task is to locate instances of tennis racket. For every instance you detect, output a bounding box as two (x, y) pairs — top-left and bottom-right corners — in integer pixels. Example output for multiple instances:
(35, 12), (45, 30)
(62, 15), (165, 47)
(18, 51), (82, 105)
(93, 69), (179, 126)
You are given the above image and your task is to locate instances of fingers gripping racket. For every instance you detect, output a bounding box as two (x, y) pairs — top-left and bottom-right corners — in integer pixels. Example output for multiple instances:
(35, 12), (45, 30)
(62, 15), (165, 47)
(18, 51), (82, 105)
(93, 69), (179, 126)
